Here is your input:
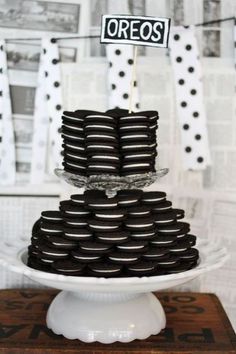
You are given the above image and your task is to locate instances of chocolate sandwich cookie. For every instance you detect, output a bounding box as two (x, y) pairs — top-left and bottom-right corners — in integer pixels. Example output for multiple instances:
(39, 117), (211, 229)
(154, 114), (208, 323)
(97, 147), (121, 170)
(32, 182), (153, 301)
(86, 143), (118, 154)
(86, 197), (118, 210)
(117, 189), (143, 198)
(84, 114), (117, 125)
(117, 241), (148, 253)
(28, 245), (40, 257)
(121, 162), (153, 172)
(62, 110), (92, 123)
(121, 142), (153, 153)
(64, 228), (92, 241)
(153, 211), (177, 226)
(169, 240), (192, 255)
(62, 131), (85, 142)
(71, 250), (102, 263)
(119, 115), (150, 124)
(119, 122), (150, 131)
(52, 260), (85, 276)
(36, 245), (69, 260)
(46, 236), (78, 250)
(94, 209), (126, 221)
(156, 255), (180, 269)
(84, 189), (107, 199)
(96, 231), (130, 244)
(84, 123), (116, 132)
(87, 163), (119, 176)
(88, 263), (122, 278)
(108, 252), (140, 265)
(79, 241), (113, 254)
(88, 153), (120, 165)
(64, 150), (87, 163)
(165, 263), (194, 274)
(142, 248), (169, 261)
(70, 194), (85, 205)
(127, 206), (151, 218)
(59, 200), (73, 209)
(117, 195), (140, 208)
(171, 208), (185, 219)
(120, 132), (151, 142)
(157, 222), (190, 236)
(28, 257), (52, 273)
(63, 162), (87, 176)
(62, 123), (83, 133)
(61, 205), (91, 218)
(150, 235), (177, 247)
(32, 218), (41, 236)
(141, 191), (166, 205)
(64, 217), (88, 228)
(127, 261), (157, 276)
(85, 132), (118, 143)
(130, 228), (156, 240)
(88, 219), (121, 232)
(122, 152), (155, 162)
(125, 217), (154, 230)
(41, 211), (63, 223)
(182, 234), (197, 246)
(179, 248), (199, 262)
(40, 223), (63, 235)
(62, 142), (85, 153)
(151, 201), (172, 213)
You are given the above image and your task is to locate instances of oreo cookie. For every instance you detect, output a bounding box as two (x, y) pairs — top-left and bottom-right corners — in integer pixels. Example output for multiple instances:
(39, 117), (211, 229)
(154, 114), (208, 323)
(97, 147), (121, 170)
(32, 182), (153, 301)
(96, 231), (130, 244)
(130, 229), (156, 240)
(142, 191), (166, 204)
(94, 209), (126, 221)
(36, 245), (69, 260)
(88, 219), (121, 232)
(46, 236), (78, 250)
(151, 201), (172, 213)
(150, 235), (177, 247)
(153, 211), (177, 226)
(40, 223), (63, 235)
(79, 241), (113, 254)
(86, 197), (118, 210)
(41, 211), (63, 223)
(117, 241), (148, 253)
(157, 255), (180, 269)
(64, 217), (88, 228)
(125, 217), (154, 230)
(179, 248), (199, 261)
(71, 250), (102, 263)
(70, 194), (85, 205)
(61, 205), (91, 218)
(157, 222), (190, 236)
(108, 252), (140, 264)
(172, 208), (185, 219)
(88, 263), (122, 278)
(127, 261), (156, 276)
(64, 228), (92, 241)
(142, 248), (169, 261)
(52, 260), (85, 276)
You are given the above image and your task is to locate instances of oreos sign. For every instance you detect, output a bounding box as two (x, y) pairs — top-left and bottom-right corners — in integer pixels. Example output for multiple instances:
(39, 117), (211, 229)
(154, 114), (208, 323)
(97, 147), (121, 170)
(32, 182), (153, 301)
(101, 15), (171, 48)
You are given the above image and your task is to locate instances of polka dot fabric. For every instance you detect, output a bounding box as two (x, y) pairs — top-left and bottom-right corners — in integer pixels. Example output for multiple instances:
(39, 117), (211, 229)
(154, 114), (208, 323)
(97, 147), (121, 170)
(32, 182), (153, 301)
(30, 38), (63, 184)
(169, 27), (211, 170)
(106, 44), (140, 111)
(0, 40), (16, 185)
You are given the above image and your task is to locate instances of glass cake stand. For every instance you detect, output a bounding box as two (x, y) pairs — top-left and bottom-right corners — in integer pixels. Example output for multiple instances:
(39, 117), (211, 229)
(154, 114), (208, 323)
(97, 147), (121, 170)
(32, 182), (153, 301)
(0, 238), (228, 343)
(54, 168), (169, 192)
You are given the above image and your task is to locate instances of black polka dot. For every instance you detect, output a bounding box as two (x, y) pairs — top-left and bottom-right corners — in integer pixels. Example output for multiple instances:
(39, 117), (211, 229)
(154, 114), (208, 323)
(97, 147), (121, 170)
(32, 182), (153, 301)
(0, 137), (2, 143)
(185, 146), (192, 152)
(128, 59), (133, 65)
(178, 79), (185, 85)
(136, 103), (140, 109)
(52, 59), (58, 64)
(46, 94), (50, 100)
(43, 48), (46, 54)
(0, 114), (2, 119)
(197, 157), (204, 163)
(0, 91), (2, 97)
(134, 80), (137, 87)
(56, 105), (62, 110)
(181, 101), (187, 107)
(193, 111), (199, 118)
(195, 134), (201, 140)
(52, 141), (55, 146)
(174, 34), (180, 40)
(0, 45), (3, 51)
(188, 67), (194, 73)
(176, 57), (182, 63)
(54, 81), (60, 87)
(183, 124), (189, 130)
(184, 25), (190, 29)
(119, 71), (125, 77)
(44, 71), (48, 77)
(49, 117), (53, 123)
(190, 89), (197, 95)
(0, 68), (3, 74)
(111, 84), (116, 90)
(115, 49), (121, 55)
(51, 38), (56, 43)
(109, 62), (112, 67)
(123, 93), (129, 99)
(186, 44), (192, 51)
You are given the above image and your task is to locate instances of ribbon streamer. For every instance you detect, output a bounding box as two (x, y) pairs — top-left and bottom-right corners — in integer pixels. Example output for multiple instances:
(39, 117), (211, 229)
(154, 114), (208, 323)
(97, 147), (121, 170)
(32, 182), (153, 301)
(169, 26), (211, 170)
(30, 38), (63, 184)
(106, 44), (140, 111)
(0, 40), (16, 185)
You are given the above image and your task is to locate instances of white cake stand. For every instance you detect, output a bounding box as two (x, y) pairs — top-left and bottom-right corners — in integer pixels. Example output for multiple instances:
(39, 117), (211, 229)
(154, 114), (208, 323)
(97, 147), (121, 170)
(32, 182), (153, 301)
(0, 239), (228, 344)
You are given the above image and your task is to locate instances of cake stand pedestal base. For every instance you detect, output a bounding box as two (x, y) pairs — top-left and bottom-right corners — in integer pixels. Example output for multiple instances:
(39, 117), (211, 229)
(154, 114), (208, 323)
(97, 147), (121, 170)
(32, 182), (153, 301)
(46, 290), (166, 343)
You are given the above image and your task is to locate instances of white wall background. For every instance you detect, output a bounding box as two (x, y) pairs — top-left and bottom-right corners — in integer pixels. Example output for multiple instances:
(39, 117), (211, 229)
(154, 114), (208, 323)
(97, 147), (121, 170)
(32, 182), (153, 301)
(0, 0), (235, 330)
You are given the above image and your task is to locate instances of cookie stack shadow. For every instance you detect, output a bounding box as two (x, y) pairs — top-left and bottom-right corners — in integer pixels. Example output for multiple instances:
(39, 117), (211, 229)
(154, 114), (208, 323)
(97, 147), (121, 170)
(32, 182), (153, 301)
(28, 190), (199, 278)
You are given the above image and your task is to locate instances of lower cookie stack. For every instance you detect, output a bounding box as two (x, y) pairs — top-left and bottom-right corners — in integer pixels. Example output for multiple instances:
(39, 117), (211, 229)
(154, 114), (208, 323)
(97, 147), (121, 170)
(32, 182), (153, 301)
(28, 190), (199, 278)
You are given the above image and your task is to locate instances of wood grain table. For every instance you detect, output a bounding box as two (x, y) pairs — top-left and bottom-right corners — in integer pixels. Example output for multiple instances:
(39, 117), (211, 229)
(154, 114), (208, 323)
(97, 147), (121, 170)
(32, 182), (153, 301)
(0, 289), (235, 353)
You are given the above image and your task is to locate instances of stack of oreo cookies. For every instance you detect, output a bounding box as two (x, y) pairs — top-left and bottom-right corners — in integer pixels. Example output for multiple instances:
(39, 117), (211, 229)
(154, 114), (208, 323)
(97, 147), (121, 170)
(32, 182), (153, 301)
(61, 109), (159, 177)
(28, 189), (199, 278)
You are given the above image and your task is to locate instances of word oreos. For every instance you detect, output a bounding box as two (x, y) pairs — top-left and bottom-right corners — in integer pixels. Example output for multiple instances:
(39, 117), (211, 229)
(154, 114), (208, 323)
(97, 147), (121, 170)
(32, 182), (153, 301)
(101, 15), (171, 47)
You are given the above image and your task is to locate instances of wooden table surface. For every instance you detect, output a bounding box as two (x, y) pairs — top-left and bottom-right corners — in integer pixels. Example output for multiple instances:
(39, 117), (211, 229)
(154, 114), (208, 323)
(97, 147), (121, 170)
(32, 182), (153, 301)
(0, 289), (235, 353)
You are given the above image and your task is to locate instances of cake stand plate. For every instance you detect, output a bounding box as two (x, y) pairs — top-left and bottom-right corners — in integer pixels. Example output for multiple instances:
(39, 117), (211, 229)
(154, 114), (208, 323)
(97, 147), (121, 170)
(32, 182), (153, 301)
(0, 239), (228, 343)
(54, 168), (169, 192)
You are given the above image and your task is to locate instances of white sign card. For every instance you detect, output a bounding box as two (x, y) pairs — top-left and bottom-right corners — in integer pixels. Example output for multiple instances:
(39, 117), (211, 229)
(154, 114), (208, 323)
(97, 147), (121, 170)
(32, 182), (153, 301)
(101, 15), (171, 48)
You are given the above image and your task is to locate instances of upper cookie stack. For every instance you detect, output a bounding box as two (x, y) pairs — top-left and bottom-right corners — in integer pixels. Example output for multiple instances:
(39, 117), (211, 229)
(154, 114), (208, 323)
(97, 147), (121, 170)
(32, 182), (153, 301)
(28, 189), (199, 278)
(61, 109), (158, 177)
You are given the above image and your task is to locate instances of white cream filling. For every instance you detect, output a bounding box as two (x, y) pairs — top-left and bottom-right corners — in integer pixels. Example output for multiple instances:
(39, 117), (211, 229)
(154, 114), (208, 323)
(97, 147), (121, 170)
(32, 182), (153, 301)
(129, 266), (154, 271)
(67, 221), (87, 225)
(41, 228), (61, 233)
(89, 165), (116, 169)
(82, 247), (107, 251)
(120, 125), (147, 130)
(109, 256), (137, 261)
(155, 219), (173, 223)
(64, 125), (83, 131)
(66, 154), (86, 160)
(121, 134), (148, 139)
(66, 211), (89, 215)
(86, 115), (114, 120)
(99, 236), (126, 241)
(73, 255), (99, 260)
(91, 155), (119, 160)
(87, 134), (116, 139)
(119, 199), (137, 204)
(123, 163), (149, 168)
(118, 245), (144, 250)
(65, 233), (91, 237)
(159, 228), (179, 232)
(126, 223), (153, 228)
(153, 206), (170, 211)
(125, 154), (151, 158)
(143, 197), (164, 202)
(43, 251), (68, 256)
(152, 240), (173, 244)
(87, 145), (114, 149)
(66, 144), (85, 151)
(90, 203), (117, 207)
(132, 232), (154, 237)
(96, 213), (123, 218)
(86, 124), (113, 130)
(171, 247), (187, 252)
(63, 133), (84, 140)
(41, 259), (54, 263)
(122, 144), (149, 149)
(63, 114), (83, 122)
(52, 242), (75, 246)
(120, 116), (146, 120)
(90, 225), (118, 229)
(67, 162), (86, 169)
(94, 269), (119, 273)
(130, 211), (149, 215)
(42, 216), (62, 221)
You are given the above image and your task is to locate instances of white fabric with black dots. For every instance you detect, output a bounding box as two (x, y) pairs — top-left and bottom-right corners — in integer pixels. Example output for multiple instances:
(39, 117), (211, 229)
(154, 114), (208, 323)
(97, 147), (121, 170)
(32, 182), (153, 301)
(170, 26), (211, 170)
(30, 38), (63, 184)
(0, 40), (16, 185)
(106, 44), (140, 111)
